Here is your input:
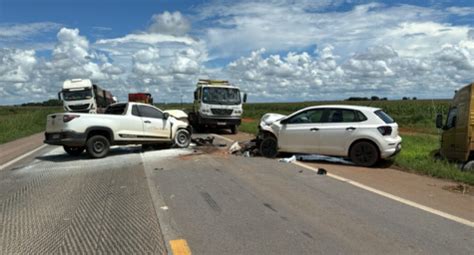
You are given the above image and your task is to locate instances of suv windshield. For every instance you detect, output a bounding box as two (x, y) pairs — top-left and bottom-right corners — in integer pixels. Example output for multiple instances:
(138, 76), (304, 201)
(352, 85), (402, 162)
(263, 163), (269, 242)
(202, 87), (241, 105)
(374, 110), (395, 124)
(63, 89), (93, 101)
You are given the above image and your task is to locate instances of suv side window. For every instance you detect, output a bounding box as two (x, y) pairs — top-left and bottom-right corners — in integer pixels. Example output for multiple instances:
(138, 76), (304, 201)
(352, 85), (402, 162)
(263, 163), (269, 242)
(287, 109), (324, 124)
(446, 107), (457, 129)
(138, 105), (164, 119)
(327, 109), (360, 123)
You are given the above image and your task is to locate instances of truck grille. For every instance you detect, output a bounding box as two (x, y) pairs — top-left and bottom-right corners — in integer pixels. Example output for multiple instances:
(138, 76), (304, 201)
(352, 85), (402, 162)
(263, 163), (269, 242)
(69, 104), (90, 112)
(211, 109), (233, 115)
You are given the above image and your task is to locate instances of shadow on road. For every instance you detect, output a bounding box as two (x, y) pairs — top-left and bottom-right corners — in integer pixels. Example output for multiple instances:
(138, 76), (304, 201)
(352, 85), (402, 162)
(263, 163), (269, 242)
(35, 146), (148, 163)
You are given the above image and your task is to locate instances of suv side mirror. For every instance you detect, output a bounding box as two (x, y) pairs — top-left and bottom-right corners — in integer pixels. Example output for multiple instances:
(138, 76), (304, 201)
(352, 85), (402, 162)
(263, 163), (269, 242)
(163, 112), (169, 120)
(436, 113), (443, 129)
(194, 91), (198, 100)
(58, 92), (62, 101)
(243, 93), (247, 103)
(280, 118), (288, 125)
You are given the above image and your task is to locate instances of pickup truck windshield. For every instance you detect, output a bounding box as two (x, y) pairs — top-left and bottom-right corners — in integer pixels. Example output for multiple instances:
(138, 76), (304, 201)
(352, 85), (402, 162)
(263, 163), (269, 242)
(63, 89), (93, 101)
(202, 87), (241, 105)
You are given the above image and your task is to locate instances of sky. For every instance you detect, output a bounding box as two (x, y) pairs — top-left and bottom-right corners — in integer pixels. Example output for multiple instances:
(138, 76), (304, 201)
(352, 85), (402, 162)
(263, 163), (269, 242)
(0, 0), (474, 104)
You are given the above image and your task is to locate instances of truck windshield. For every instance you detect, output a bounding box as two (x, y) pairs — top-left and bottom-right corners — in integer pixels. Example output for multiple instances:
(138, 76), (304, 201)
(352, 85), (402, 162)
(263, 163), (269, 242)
(63, 89), (93, 101)
(202, 87), (241, 105)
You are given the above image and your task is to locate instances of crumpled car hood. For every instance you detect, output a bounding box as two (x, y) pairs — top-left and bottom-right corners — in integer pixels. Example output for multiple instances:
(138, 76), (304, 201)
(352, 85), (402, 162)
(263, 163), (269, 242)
(260, 113), (287, 126)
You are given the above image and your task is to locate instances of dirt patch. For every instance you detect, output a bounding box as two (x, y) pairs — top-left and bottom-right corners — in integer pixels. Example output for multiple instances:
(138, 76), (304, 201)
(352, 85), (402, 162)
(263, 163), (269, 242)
(398, 127), (437, 136)
(242, 118), (256, 123)
(442, 184), (474, 196)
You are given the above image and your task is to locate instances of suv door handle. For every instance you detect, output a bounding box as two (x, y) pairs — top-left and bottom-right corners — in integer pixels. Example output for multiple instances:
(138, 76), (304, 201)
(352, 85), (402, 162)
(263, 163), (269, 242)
(144, 120), (151, 124)
(310, 128), (319, 132)
(346, 127), (356, 131)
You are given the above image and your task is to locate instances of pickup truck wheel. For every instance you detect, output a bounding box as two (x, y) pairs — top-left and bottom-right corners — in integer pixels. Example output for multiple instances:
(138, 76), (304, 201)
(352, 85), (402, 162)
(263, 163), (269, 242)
(86, 135), (110, 158)
(350, 141), (379, 167)
(260, 136), (278, 158)
(173, 129), (191, 148)
(63, 146), (85, 156)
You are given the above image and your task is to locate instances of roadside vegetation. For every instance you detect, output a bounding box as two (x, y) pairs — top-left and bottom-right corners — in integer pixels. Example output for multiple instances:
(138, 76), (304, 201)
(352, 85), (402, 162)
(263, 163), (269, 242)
(0, 106), (61, 144)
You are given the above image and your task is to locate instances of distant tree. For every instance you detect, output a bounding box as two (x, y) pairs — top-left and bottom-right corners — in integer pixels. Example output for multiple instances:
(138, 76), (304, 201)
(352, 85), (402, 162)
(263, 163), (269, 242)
(345, 97), (370, 101)
(402, 97), (409, 100)
(412, 97), (417, 100)
(381, 97), (388, 101)
(371, 96), (380, 101)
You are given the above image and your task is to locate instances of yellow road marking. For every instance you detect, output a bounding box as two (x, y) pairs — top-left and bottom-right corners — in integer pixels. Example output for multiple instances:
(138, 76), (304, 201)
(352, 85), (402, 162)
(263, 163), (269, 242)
(170, 239), (192, 255)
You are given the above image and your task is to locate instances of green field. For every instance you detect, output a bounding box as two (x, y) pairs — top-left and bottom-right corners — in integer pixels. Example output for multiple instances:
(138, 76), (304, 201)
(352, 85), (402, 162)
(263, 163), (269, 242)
(2, 100), (473, 185)
(0, 106), (62, 144)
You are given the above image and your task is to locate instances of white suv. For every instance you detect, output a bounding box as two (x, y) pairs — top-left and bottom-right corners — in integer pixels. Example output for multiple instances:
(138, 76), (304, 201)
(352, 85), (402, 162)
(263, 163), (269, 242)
(258, 105), (402, 166)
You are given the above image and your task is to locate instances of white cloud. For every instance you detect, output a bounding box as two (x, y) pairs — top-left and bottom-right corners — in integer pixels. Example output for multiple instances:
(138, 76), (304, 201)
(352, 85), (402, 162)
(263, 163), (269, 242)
(446, 7), (474, 16)
(149, 11), (191, 36)
(0, 48), (37, 83)
(0, 22), (60, 41)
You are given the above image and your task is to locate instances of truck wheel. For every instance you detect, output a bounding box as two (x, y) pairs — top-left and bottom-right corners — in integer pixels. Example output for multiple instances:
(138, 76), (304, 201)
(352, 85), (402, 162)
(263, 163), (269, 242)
(173, 129), (191, 148)
(86, 135), (110, 158)
(260, 136), (278, 158)
(350, 141), (379, 167)
(63, 146), (85, 156)
(230, 125), (238, 134)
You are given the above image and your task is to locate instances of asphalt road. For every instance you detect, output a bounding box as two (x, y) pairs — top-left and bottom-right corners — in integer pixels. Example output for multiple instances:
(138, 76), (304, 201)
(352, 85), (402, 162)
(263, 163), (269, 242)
(1, 136), (473, 254)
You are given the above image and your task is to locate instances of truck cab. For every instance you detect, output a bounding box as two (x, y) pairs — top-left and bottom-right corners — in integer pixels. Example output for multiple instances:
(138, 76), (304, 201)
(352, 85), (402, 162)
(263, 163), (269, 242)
(59, 79), (115, 113)
(190, 79), (247, 134)
(436, 82), (474, 171)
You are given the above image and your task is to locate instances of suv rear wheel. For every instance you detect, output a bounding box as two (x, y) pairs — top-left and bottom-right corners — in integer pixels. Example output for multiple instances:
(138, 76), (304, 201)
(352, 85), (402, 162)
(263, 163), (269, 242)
(86, 135), (110, 158)
(63, 145), (85, 156)
(350, 141), (379, 167)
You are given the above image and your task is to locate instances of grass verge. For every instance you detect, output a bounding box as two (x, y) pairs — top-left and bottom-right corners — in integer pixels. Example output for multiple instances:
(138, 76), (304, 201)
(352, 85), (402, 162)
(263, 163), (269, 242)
(0, 106), (61, 144)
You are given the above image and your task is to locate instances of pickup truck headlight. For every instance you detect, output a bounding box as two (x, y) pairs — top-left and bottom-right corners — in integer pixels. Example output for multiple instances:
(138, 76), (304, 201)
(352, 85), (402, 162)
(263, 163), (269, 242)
(234, 110), (242, 114)
(201, 109), (210, 113)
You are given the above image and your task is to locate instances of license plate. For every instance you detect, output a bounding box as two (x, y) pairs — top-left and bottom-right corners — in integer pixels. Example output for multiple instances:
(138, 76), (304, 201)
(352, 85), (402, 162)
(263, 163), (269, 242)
(52, 134), (60, 139)
(217, 122), (226, 126)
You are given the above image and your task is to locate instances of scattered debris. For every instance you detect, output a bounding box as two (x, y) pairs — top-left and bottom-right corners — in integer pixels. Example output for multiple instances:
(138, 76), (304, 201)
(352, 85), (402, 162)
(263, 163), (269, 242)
(229, 142), (242, 154)
(317, 168), (327, 175)
(160, 206), (169, 210)
(442, 184), (473, 195)
(297, 154), (354, 165)
(192, 136), (215, 146)
(229, 139), (260, 156)
(279, 155), (296, 163)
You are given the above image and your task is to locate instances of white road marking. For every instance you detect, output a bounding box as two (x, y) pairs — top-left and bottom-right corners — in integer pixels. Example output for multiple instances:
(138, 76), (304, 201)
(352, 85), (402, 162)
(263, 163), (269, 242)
(293, 161), (474, 228)
(0, 144), (48, 171)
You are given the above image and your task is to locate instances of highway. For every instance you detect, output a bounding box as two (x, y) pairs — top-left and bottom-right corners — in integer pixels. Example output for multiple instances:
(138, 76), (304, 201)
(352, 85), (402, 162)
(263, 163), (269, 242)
(0, 135), (473, 254)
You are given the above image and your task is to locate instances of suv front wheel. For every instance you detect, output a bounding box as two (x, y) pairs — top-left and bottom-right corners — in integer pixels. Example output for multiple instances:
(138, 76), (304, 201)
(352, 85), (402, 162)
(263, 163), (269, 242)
(349, 141), (379, 167)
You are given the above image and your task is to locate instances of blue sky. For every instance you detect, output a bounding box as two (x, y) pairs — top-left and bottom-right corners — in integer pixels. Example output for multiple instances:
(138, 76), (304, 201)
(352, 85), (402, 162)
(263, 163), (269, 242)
(0, 0), (474, 104)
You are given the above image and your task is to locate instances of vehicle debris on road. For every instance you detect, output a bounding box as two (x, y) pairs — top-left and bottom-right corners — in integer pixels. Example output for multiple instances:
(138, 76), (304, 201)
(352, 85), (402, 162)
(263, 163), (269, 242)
(228, 139), (259, 156)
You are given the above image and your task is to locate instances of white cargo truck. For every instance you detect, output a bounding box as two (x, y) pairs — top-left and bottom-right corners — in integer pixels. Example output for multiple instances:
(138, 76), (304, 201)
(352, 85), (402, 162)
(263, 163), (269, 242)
(58, 79), (115, 113)
(189, 79), (247, 134)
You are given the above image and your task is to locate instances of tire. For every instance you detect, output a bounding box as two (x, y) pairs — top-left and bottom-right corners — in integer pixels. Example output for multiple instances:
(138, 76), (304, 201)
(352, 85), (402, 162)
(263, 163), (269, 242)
(173, 129), (191, 148)
(462, 160), (474, 172)
(230, 125), (238, 134)
(260, 136), (278, 158)
(63, 145), (85, 156)
(86, 135), (110, 158)
(350, 141), (380, 167)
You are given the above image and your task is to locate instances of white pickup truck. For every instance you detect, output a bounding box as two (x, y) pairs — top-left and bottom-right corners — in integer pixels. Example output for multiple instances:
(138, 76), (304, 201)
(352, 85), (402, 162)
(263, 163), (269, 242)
(44, 102), (192, 158)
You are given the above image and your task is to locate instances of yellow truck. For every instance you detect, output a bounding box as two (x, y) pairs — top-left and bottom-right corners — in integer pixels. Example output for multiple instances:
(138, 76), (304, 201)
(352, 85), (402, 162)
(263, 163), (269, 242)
(436, 82), (474, 171)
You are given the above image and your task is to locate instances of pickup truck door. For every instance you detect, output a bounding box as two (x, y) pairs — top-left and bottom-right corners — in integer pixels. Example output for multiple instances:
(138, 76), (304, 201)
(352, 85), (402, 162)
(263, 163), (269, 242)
(138, 105), (171, 140)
